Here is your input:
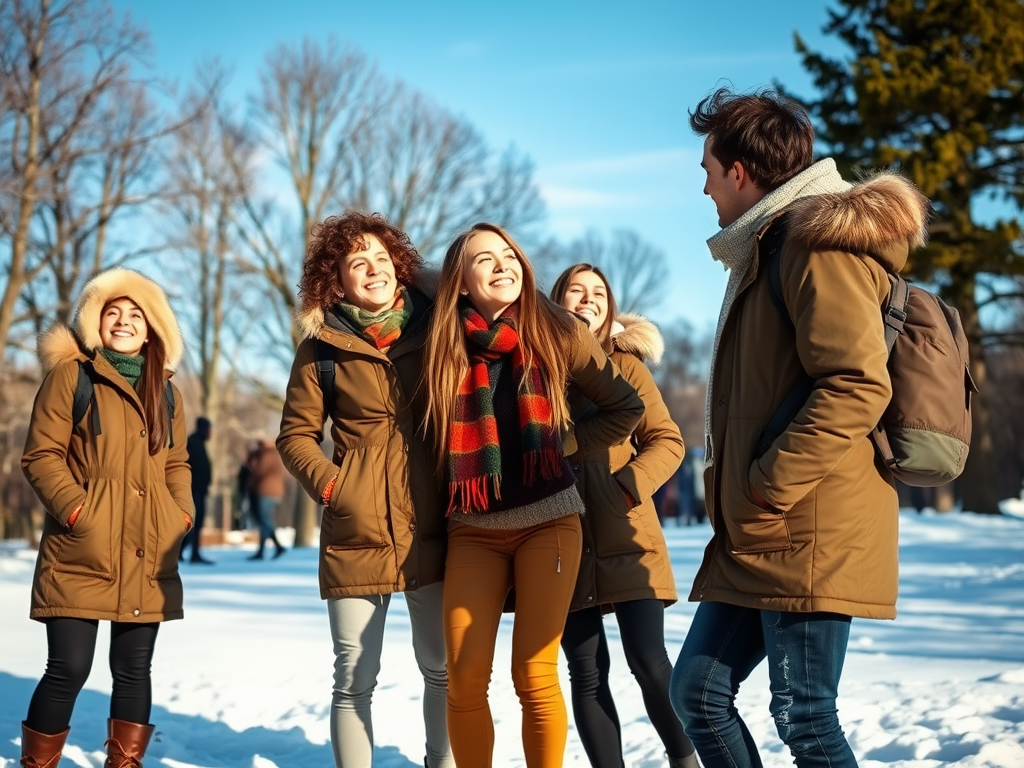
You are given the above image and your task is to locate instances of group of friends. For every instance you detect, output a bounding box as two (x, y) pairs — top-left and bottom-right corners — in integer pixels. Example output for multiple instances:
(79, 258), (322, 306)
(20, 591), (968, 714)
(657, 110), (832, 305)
(17, 87), (927, 768)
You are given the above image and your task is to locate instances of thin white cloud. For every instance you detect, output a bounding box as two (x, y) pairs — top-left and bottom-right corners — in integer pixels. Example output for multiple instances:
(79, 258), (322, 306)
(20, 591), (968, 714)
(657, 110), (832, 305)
(541, 147), (698, 179)
(539, 184), (626, 209)
(447, 40), (485, 59)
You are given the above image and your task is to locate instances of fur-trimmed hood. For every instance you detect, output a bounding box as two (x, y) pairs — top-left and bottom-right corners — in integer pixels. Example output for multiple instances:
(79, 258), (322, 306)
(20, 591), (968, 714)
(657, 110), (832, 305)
(37, 267), (184, 376)
(295, 267), (440, 340)
(783, 172), (929, 273)
(610, 313), (665, 365)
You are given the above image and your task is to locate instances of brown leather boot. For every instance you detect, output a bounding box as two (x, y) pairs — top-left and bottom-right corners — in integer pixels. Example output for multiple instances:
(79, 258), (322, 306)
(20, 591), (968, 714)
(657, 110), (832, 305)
(103, 718), (154, 768)
(20, 722), (69, 768)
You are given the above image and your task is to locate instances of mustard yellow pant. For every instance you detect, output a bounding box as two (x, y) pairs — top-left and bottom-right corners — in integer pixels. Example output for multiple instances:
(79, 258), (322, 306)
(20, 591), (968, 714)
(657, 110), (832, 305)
(444, 515), (583, 768)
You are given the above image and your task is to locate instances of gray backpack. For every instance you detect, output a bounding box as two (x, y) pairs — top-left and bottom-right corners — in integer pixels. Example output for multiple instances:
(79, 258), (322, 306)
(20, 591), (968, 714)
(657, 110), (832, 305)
(758, 221), (977, 487)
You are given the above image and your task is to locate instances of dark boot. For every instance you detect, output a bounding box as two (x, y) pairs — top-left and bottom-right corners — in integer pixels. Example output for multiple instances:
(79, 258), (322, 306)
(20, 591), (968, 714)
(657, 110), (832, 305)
(667, 753), (701, 768)
(104, 718), (154, 768)
(20, 722), (68, 768)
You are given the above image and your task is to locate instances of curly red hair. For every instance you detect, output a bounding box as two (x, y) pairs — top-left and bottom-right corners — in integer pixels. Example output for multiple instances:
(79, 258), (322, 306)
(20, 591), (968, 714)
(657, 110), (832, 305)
(300, 211), (423, 309)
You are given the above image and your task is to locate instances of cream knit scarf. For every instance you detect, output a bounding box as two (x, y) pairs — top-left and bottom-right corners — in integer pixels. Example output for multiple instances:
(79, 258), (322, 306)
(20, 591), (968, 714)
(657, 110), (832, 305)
(704, 158), (851, 465)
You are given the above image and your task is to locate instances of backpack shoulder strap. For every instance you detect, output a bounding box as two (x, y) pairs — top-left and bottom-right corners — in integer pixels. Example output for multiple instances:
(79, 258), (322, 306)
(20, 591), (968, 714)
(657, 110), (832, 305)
(314, 338), (337, 417)
(165, 381), (176, 448)
(72, 362), (102, 436)
(882, 274), (909, 354)
(762, 217), (790, 322)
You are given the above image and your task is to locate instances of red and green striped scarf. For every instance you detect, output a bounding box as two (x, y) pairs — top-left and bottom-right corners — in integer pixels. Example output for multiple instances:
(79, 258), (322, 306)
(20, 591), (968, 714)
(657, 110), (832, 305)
(335, 287), (412, 352)
(448, 303), (563, 514)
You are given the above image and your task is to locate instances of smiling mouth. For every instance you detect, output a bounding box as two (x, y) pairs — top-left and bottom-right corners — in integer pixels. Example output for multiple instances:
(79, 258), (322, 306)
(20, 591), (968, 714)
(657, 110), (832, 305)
(111, 331), (135, 338)
(364, 280), (388, 290)
(575, 307), (596, 317)
(490, 278), (515, 287)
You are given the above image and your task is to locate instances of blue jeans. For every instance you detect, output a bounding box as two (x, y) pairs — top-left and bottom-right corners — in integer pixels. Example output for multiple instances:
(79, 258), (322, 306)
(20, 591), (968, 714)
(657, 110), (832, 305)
(670, 602), (858, 768)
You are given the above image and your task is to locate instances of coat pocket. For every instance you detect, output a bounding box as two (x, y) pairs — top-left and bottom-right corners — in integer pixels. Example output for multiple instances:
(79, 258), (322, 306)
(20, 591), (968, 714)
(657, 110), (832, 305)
(721, 419), (792, 554)
(152, 482), (187, 580)
(322, 444), (389, 550)
(586, 466), (654, 557)
(52, 480), (114, 579)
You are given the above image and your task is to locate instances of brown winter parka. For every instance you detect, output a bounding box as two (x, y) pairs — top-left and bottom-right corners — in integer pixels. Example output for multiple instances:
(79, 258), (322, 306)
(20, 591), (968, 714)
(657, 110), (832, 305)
(22, 269), (192, 623)
(277, 278), (446, 599)
(569, 315), (683, 611)
(692, 174), (930, 620)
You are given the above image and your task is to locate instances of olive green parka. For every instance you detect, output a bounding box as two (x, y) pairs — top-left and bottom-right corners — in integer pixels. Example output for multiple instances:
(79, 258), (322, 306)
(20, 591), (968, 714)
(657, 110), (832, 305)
(277, 275), (446, 599)
(22, 268), (192, 623)
(569, 314), (683, 611)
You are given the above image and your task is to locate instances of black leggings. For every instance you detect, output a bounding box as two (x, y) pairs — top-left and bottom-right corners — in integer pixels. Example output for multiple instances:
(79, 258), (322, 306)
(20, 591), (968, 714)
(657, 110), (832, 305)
(561, 599), (695, 767)
(25, 617), (159, 735)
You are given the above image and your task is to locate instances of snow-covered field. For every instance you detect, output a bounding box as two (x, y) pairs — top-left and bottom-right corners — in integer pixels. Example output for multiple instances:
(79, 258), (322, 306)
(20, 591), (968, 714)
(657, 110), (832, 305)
(2, 509), (1023, 767)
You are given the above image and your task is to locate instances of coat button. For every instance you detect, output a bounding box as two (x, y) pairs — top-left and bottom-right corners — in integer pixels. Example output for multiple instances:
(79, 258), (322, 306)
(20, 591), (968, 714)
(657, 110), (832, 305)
(132, 609), (141, 616)
(409, 522), (416, 532)
(138, 489), (146, 497)
(140, 429), (147, 437)
(573, 464), (580, 472)
(584, 547), (591, 556)
(718, 399), (727, 407)
(586, 596), (594, 603)
(136, 549), (144, 557)
(409, 578), (418, 588)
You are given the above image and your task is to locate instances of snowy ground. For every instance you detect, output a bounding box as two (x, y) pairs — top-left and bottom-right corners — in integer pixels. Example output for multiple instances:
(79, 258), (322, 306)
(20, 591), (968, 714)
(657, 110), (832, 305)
(2, 509), (1023, 768)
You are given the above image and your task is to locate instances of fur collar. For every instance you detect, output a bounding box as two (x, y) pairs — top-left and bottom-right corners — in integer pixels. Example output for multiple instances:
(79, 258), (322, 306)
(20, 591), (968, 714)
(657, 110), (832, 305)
(611, 313), (665, 365)
(296, 266), (440, 340)
(36, 268), (184, 375)
(784, 172), (929, 272)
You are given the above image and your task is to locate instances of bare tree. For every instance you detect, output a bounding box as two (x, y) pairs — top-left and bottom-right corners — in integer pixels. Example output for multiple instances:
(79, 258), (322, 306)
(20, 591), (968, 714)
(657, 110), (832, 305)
(540, 229), (668, 314)
(343, 85), (546, 260)
(653, 319), (712, 454)
(0, 0), (154, 362)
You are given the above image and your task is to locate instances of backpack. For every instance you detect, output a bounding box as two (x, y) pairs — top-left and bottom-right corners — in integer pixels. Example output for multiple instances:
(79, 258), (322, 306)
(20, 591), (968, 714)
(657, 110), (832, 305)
(758, 222), (977, 487)
(71, 361), (177, 448)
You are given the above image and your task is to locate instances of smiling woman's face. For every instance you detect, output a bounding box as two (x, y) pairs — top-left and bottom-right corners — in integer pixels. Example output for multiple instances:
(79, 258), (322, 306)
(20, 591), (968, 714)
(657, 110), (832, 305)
(99, 298), (148, 356)
(560, 269), (609, 337)
(338, 233), (399, 313)
(461, 230), (523, 321)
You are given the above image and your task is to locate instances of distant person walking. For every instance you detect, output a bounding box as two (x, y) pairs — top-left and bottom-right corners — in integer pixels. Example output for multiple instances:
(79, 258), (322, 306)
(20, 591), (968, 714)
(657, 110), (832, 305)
(669, 87), (927, 767)
(20, 268), (192, 768)
(180, 416), (214, 564)
(277, 211), (452, 768)
(551, 264), (697, 768)
(422, 224), (644, 768)
(246, 438), (287, 560)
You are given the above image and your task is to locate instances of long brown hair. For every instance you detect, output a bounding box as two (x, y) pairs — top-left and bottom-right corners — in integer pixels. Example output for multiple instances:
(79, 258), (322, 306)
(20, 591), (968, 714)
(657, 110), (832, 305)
(422, 223), (577, 468)
(550, 263), (618, 354)
(137, 331), (169, 454)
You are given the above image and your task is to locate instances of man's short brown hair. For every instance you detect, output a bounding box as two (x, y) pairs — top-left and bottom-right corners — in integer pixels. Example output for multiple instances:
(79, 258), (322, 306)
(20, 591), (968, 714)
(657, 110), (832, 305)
(690, 87), (814, 191)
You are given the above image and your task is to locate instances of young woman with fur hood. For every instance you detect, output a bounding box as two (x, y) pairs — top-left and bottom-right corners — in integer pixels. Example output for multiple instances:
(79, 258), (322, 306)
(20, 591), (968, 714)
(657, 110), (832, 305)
(551, 264), (697, 768)
(276, 211), (452, 768)
(20, 267), (192, 768)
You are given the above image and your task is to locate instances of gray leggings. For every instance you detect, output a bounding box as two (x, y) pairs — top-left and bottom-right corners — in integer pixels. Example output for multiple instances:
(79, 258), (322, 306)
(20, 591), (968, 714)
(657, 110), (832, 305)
(327, 582), (452, 768)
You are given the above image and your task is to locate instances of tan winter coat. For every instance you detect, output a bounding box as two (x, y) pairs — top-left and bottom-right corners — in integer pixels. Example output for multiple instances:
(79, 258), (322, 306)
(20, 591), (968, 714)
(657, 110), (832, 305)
(569, 315), (683, 611)
(693, 174), (930, 619)
(248, 442), (287, 499)
(22, 268), (191, 623)
(277, 278), (446, 599)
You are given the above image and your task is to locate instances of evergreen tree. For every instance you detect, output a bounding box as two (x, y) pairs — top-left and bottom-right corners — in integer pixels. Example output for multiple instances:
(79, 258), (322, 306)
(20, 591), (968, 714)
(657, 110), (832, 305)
(790, 0), (1024, 514)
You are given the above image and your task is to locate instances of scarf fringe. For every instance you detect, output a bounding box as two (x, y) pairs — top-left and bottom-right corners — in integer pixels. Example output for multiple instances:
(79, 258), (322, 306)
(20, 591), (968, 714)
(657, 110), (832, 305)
(523, 448), (563, 487)
(447, 475), (502, 516)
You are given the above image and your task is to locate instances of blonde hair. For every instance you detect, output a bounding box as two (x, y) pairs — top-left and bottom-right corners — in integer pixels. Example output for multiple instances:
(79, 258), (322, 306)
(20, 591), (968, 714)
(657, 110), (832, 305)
(422, 223), (577, 468)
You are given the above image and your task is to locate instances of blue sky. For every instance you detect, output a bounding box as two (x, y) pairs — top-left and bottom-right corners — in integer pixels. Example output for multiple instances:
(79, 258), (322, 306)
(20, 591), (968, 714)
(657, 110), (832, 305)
(112, 0), (841, 331)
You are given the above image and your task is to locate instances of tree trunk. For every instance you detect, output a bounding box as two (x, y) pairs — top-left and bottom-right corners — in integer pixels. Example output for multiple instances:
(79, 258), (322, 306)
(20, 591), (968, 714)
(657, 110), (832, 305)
(956, 287), (1001, 514)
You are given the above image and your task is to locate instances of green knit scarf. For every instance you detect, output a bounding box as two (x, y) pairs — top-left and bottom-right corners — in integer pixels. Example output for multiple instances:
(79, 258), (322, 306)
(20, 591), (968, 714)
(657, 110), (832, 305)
(334, 287), (413, 351)
(100, 348), (144, 386)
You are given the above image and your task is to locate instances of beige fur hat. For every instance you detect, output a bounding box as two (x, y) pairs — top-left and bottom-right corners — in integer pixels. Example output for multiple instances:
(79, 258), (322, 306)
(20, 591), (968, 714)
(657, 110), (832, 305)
(72, 267), (184, 370)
